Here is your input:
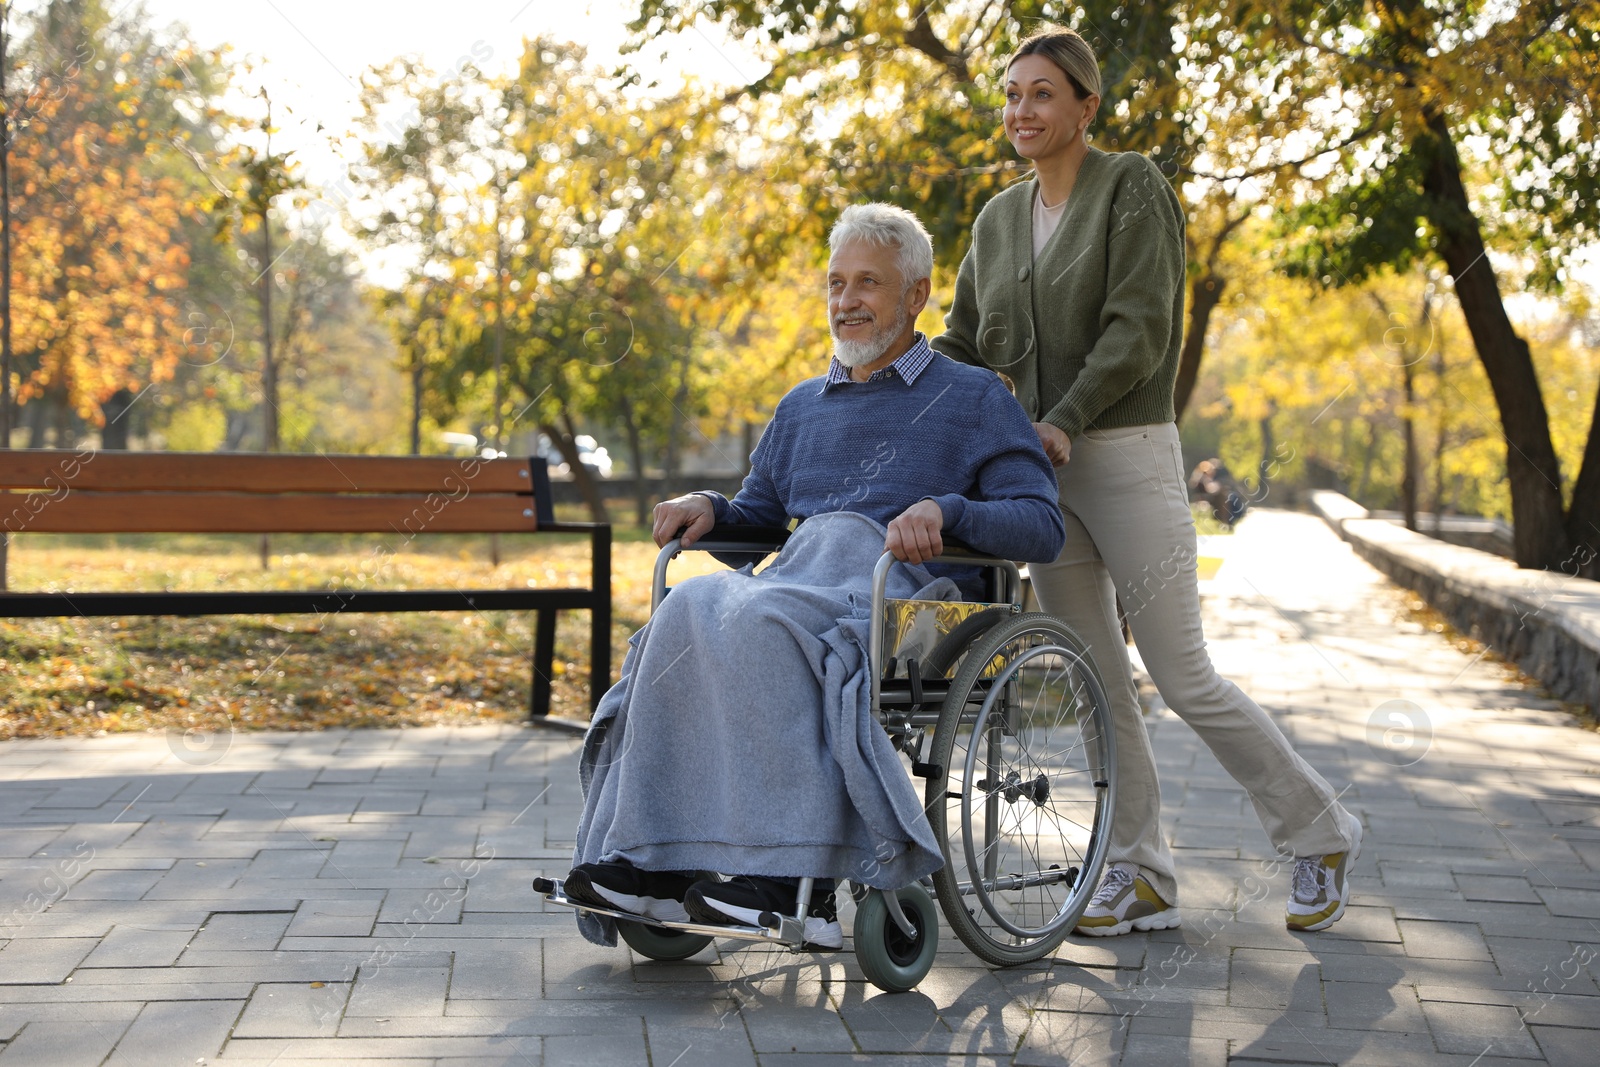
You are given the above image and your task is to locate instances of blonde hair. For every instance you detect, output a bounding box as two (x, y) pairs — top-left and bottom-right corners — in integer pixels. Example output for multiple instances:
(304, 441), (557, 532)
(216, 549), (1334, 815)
(1008, 28), (1101, 101)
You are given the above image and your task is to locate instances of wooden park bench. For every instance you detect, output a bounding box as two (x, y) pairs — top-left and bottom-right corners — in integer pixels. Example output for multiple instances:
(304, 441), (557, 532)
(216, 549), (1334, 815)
(0, 449), (610, 719)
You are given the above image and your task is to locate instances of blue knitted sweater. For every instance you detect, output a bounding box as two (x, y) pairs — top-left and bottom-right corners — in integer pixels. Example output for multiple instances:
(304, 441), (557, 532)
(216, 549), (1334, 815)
(705, 353), (1066, 563)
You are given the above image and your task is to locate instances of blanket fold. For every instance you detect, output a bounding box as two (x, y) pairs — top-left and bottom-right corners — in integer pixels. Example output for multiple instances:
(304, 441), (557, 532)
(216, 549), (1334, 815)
(573, 512), (952, 945)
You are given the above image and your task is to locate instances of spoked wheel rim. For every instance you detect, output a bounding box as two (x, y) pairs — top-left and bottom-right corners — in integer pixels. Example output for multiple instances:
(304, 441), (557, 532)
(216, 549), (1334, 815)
(927, 613), (1116, 965)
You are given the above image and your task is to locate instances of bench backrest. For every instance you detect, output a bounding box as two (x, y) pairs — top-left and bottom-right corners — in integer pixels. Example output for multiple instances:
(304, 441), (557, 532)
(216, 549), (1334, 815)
(0, 450), (556, 535)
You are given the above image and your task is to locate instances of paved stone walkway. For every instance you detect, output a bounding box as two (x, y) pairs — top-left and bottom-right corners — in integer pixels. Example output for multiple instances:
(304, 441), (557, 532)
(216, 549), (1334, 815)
(1, 509), (1597, 1065)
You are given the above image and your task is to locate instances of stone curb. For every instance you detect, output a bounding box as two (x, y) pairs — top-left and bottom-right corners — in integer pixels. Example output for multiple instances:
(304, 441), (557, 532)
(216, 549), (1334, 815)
(1309, 490), (1600, 711)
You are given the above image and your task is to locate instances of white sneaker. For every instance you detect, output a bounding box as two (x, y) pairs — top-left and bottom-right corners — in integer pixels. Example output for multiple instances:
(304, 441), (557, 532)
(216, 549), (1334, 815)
(1074, 862), (1181, 937)
(1286, 820), (1362, 931)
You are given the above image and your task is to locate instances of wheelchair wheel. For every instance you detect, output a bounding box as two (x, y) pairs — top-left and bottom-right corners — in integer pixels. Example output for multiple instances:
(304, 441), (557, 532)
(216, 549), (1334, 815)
(927, 613), (1116, 966)
(853, 885), (939, 993)
(617, 920), (715, 961)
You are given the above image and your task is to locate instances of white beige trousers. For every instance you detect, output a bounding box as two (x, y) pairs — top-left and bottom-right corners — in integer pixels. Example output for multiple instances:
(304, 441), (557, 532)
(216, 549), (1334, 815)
(1029, 422), (1355, 904)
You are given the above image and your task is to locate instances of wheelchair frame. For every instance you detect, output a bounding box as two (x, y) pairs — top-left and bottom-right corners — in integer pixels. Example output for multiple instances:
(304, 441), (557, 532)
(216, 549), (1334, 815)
(535, 524), (1117, 992)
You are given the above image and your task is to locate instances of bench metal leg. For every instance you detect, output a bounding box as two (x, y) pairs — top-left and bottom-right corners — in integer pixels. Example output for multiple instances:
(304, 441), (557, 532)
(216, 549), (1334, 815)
(590, 524), (612, 714)
(531, 608), (556, 719)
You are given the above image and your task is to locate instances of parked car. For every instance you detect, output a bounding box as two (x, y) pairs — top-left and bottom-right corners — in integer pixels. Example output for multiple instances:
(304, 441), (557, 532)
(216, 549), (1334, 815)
(535, 433), (612, 479)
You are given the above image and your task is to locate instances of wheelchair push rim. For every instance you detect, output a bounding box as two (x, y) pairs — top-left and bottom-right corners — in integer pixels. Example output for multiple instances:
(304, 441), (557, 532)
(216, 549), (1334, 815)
(927, 613), (1117, 966)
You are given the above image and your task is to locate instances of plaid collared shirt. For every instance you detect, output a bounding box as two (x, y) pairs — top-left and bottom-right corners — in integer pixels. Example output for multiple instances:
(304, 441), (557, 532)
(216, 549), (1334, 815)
(819, 332), (934, 393)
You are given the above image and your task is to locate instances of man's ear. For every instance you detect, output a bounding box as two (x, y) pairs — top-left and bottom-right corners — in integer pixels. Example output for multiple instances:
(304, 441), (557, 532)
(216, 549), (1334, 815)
(907, 277), (932, 318)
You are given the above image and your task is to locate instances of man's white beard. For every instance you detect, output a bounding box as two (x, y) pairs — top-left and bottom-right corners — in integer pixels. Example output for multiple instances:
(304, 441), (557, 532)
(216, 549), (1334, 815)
(833, 302), (908, 368)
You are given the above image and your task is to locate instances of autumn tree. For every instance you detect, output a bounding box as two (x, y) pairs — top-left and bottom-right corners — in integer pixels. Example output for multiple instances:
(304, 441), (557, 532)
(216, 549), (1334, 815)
(1252, 0), (1600, 573)
(5, 0), (197, 444)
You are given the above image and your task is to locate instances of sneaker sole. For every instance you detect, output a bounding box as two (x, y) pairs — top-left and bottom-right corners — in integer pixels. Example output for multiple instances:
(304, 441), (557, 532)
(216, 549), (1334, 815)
(1075, 909), (1182, 938)
(685, 895), (842, 950)
(566, 874), (689, 923)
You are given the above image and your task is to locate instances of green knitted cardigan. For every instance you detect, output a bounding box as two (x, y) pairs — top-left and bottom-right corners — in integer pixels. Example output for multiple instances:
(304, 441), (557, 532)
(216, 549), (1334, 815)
(931, 148), (1186, 438)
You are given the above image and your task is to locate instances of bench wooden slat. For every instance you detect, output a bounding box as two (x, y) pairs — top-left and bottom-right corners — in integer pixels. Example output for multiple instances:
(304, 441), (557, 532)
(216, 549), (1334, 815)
(1, 491), (545, 534)
(0, 450), (537, 494)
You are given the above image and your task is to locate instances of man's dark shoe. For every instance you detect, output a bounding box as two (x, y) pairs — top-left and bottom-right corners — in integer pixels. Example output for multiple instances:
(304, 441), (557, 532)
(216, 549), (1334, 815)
(565, 861), (697, 922)
(684, 875), (843, 949)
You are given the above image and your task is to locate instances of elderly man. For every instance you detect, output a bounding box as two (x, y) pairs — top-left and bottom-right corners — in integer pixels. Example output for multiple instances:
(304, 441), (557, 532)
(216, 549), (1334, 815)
(565, 203), (1065, 949)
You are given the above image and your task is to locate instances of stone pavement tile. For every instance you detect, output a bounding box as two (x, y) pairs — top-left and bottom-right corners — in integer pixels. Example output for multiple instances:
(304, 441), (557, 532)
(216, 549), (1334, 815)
(235, 848), (332, 880)
(546, 1029), (651, 1065)
(288, 897), (383, 937)
(1421, 1000), (1541, 1057)
(0, 1018), (132, 1064)
(1227, 951), (1325, 1012)
(111, 998), (243, 1066)
(646, 1021), (759, 1067)
(1486, 936), (1600, 997)
(0, 936), (97, 983)
(1531, 1023), (1600, 1067)
(1017, 1008), (1126, 1067)
(380, 885), (466, 925)
(0, 828), (63, 857)
(742, 1003), (856, 1054)
(233, 981), (351, 1038)
(220, 1036), (536, 1060)
(449, 943), (544, 1000)
(1520, 991), (1600, 1029)
(1536, 887), (1600, 919)
(1322, 979), (1429, 1031)
(65, 867), (163, 900)
(326, 838), (407, 869)
(1327, 904), (1403, 943)
(1120, 1031), (1228, 1067)
(187, 910), (294, 953)
(354, 790), (426, 816)
(1396, 919), (1494, 961)
(1378, 860), (1461, 890)
(344, 961), (450, 1017)
(143, 857), (252, 897)
(539, 934), (636, 999)
(79, 923), (195, 967)
(1459, 874), (1546, 904)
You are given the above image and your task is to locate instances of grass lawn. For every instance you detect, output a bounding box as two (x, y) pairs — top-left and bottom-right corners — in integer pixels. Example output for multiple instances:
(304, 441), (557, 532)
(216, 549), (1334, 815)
(0, 526), (725, 739)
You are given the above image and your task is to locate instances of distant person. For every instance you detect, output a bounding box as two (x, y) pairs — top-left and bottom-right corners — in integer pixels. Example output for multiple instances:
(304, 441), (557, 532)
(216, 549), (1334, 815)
(1189, 458), (1248, 527)
(932, 27), (1362, 935)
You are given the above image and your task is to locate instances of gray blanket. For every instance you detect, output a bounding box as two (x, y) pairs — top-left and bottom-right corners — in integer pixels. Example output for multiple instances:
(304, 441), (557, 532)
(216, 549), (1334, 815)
(573, 511), (952, 946)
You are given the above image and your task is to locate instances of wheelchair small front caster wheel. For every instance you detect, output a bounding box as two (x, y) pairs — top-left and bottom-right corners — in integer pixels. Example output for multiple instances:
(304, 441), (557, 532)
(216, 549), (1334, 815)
(618, 920), (714, 961)
(853, 885), (938, 992)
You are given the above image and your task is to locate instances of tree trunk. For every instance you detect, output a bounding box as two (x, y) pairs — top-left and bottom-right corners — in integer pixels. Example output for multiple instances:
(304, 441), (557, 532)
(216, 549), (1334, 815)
(1256, 413), (1274, 503)
(544, 415), (610, 525)
(1564, 376), (1600, 579)
(101, 388), (134, 449)
(1419, 109), (1568, 569)
(617, 395), (649, 526)
(1174, 273), (1225, 422)
(1356, 419), (1378, 503)
(1401, 357), (1417, 532)
(409, 349), (423, 455)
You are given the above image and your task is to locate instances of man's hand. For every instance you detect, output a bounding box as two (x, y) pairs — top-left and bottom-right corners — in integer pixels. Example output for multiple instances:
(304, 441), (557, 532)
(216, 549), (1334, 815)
(652, 493), (716, 548)
(1035, 422), (1072, 467)
(885, 499), (945, 564)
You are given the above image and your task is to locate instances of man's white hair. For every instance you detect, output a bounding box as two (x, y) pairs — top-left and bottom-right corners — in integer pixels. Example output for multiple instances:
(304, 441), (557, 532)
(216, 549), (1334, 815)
(828, 203), (934, 286)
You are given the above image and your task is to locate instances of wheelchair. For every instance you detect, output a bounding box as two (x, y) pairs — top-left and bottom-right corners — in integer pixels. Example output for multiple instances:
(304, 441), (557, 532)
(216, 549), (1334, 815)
(534, 524), (1118, 992)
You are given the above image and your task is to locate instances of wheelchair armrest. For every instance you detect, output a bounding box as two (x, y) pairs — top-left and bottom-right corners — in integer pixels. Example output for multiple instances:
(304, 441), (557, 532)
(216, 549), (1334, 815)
(651, 525), (792, 612)
(691, 524), (792, 549)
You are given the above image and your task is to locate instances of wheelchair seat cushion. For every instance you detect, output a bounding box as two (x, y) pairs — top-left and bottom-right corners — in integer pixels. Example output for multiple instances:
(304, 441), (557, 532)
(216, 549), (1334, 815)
(572, 512), (952, 947)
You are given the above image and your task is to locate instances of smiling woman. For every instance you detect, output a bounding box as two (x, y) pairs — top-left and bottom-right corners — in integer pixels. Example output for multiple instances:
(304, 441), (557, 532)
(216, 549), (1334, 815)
(933, 26), (1364, 939)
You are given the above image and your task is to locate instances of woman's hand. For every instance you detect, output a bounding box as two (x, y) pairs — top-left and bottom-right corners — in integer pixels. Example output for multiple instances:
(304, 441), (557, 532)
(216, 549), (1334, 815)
(1034, 423), (1072, 467)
